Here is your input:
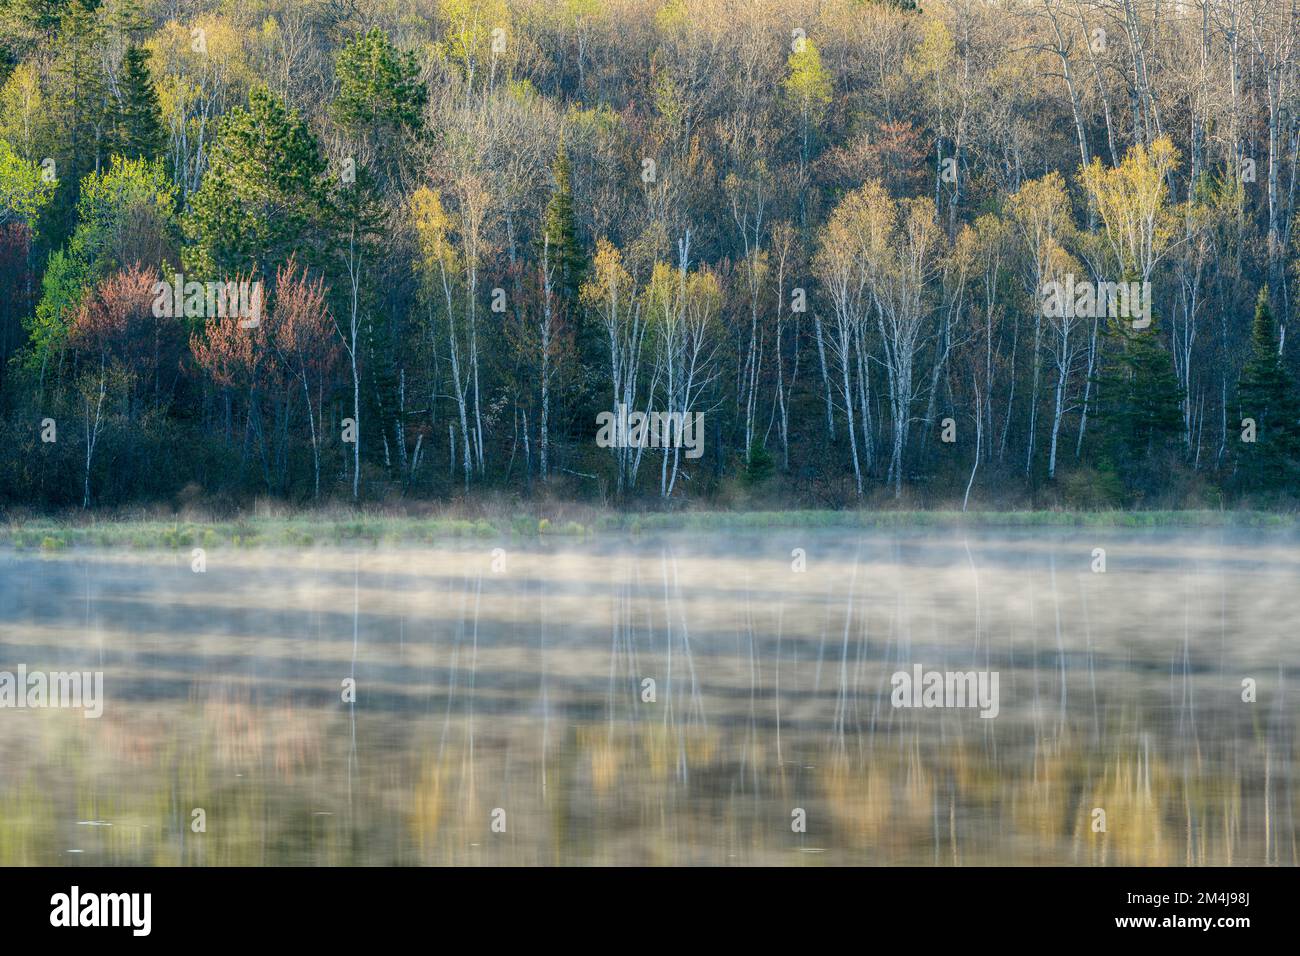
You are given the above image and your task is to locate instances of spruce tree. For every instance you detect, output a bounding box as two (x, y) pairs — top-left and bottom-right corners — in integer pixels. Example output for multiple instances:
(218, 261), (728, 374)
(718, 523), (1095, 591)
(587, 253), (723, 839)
(43, 0), (107, 249)
(1091, 306), (1184, 487)
(1235, 286), (1300, 489)
(114, 45), (164, 162)
(539, 139), (597, 442)
(540, 140), (585, 310)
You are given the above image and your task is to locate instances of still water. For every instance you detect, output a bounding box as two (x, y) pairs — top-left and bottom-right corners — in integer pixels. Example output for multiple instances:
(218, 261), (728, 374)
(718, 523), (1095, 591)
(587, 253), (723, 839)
(1, 528), (1296, 865)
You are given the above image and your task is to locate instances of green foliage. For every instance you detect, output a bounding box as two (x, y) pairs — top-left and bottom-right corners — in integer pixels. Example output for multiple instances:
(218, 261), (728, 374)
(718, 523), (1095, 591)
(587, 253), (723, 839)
(26, 154), (175, 363)
(783, 38), (832, 117)
(73, 153), (176, 247)
(184, 86), (329, 277)
(742, 441), (775, 486)
(0, 1), (1298, 513)
(0, 62), (50, 159)
(112, 45), (165, 162)
(541, 139), (585, 309)
(27, 244), (82, 360)
(1060, 462), (1125, 509)
(0, 136), (55, 228)
(332, 28), (425, 136)
(1090, 312), (1184, 488)
(0, 0), (71, 60)
(1234, 287), (1300, 489)
(50, 0), (106, 173)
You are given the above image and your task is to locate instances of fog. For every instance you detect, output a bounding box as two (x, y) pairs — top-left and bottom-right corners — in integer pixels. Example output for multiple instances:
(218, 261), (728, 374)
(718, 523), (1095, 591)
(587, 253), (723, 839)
(0, 527), (1295, 865)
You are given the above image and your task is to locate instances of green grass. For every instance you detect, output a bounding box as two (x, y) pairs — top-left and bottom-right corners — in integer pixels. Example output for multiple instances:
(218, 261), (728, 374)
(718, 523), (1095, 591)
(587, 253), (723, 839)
(1, 507), (1296, 552)
(594, 508), (1299, 532)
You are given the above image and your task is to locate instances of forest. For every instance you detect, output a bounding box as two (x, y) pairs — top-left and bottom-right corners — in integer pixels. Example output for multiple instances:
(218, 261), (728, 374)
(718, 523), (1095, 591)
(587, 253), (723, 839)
(1, 0), (1299, 512)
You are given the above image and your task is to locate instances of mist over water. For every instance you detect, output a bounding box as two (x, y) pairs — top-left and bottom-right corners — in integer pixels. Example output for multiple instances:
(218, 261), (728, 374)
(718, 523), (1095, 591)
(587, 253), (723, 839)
(0, 528), (1295, 865)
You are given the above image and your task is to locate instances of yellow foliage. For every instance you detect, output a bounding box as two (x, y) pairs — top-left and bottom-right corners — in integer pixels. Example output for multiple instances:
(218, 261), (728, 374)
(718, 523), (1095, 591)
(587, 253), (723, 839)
(1080, 136), (1180, 279)
(783, 38), (832, 114)
(409, 186), (458, 276)
(0, 64), (44, 159)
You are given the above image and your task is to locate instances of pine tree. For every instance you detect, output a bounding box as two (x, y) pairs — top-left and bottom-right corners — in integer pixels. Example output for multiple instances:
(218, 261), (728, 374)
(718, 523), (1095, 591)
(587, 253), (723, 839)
(114, 45), (163, 162)
(184, 86), (330, 278)
(332, 28), (425, 136)
(330, 29), (423, 195)
(1235, 286), (1300, 489)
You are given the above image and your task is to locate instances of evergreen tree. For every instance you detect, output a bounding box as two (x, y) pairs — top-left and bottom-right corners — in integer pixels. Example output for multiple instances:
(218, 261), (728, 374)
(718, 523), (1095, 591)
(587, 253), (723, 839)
(42, 0), (107, 249)
(53, 0), (105, 161)
(332, 26), (423, 155)
(113, 45), (163, 162)
(742, 439), (775, 486)
(332, 28), (425, 135)
(1091, 308), (1184, 485)
(1235, 286), (1300, 489)
(540, 138), (598, 443)
(540, 140), (585, 310)
(331, 29), (423, 195)
(184, 86), (330, 278)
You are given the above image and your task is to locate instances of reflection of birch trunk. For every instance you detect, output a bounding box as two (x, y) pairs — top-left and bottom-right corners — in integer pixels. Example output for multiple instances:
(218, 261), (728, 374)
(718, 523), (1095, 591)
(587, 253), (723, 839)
(659, 549), (705, 784)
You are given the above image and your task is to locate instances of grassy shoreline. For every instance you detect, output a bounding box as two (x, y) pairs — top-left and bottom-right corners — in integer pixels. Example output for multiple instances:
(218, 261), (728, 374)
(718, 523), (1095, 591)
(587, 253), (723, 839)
(3, 507), (1298, 552)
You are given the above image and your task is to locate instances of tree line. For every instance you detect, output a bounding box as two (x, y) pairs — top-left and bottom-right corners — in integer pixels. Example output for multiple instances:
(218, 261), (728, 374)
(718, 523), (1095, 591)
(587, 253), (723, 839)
(1, 0), (1299, 511)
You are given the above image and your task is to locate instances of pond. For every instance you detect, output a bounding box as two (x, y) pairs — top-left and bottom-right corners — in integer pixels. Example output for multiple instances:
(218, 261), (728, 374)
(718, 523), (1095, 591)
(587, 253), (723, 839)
(0, 527), (1295, 865)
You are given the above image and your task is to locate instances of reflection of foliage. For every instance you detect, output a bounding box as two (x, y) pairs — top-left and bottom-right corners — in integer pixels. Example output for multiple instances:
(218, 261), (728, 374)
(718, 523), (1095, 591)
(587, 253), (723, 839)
(0, 625), (1285, 865)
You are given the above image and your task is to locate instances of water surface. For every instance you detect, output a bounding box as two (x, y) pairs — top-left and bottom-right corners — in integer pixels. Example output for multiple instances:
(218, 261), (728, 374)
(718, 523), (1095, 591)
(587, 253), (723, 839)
(1, 527), (1295, 865)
